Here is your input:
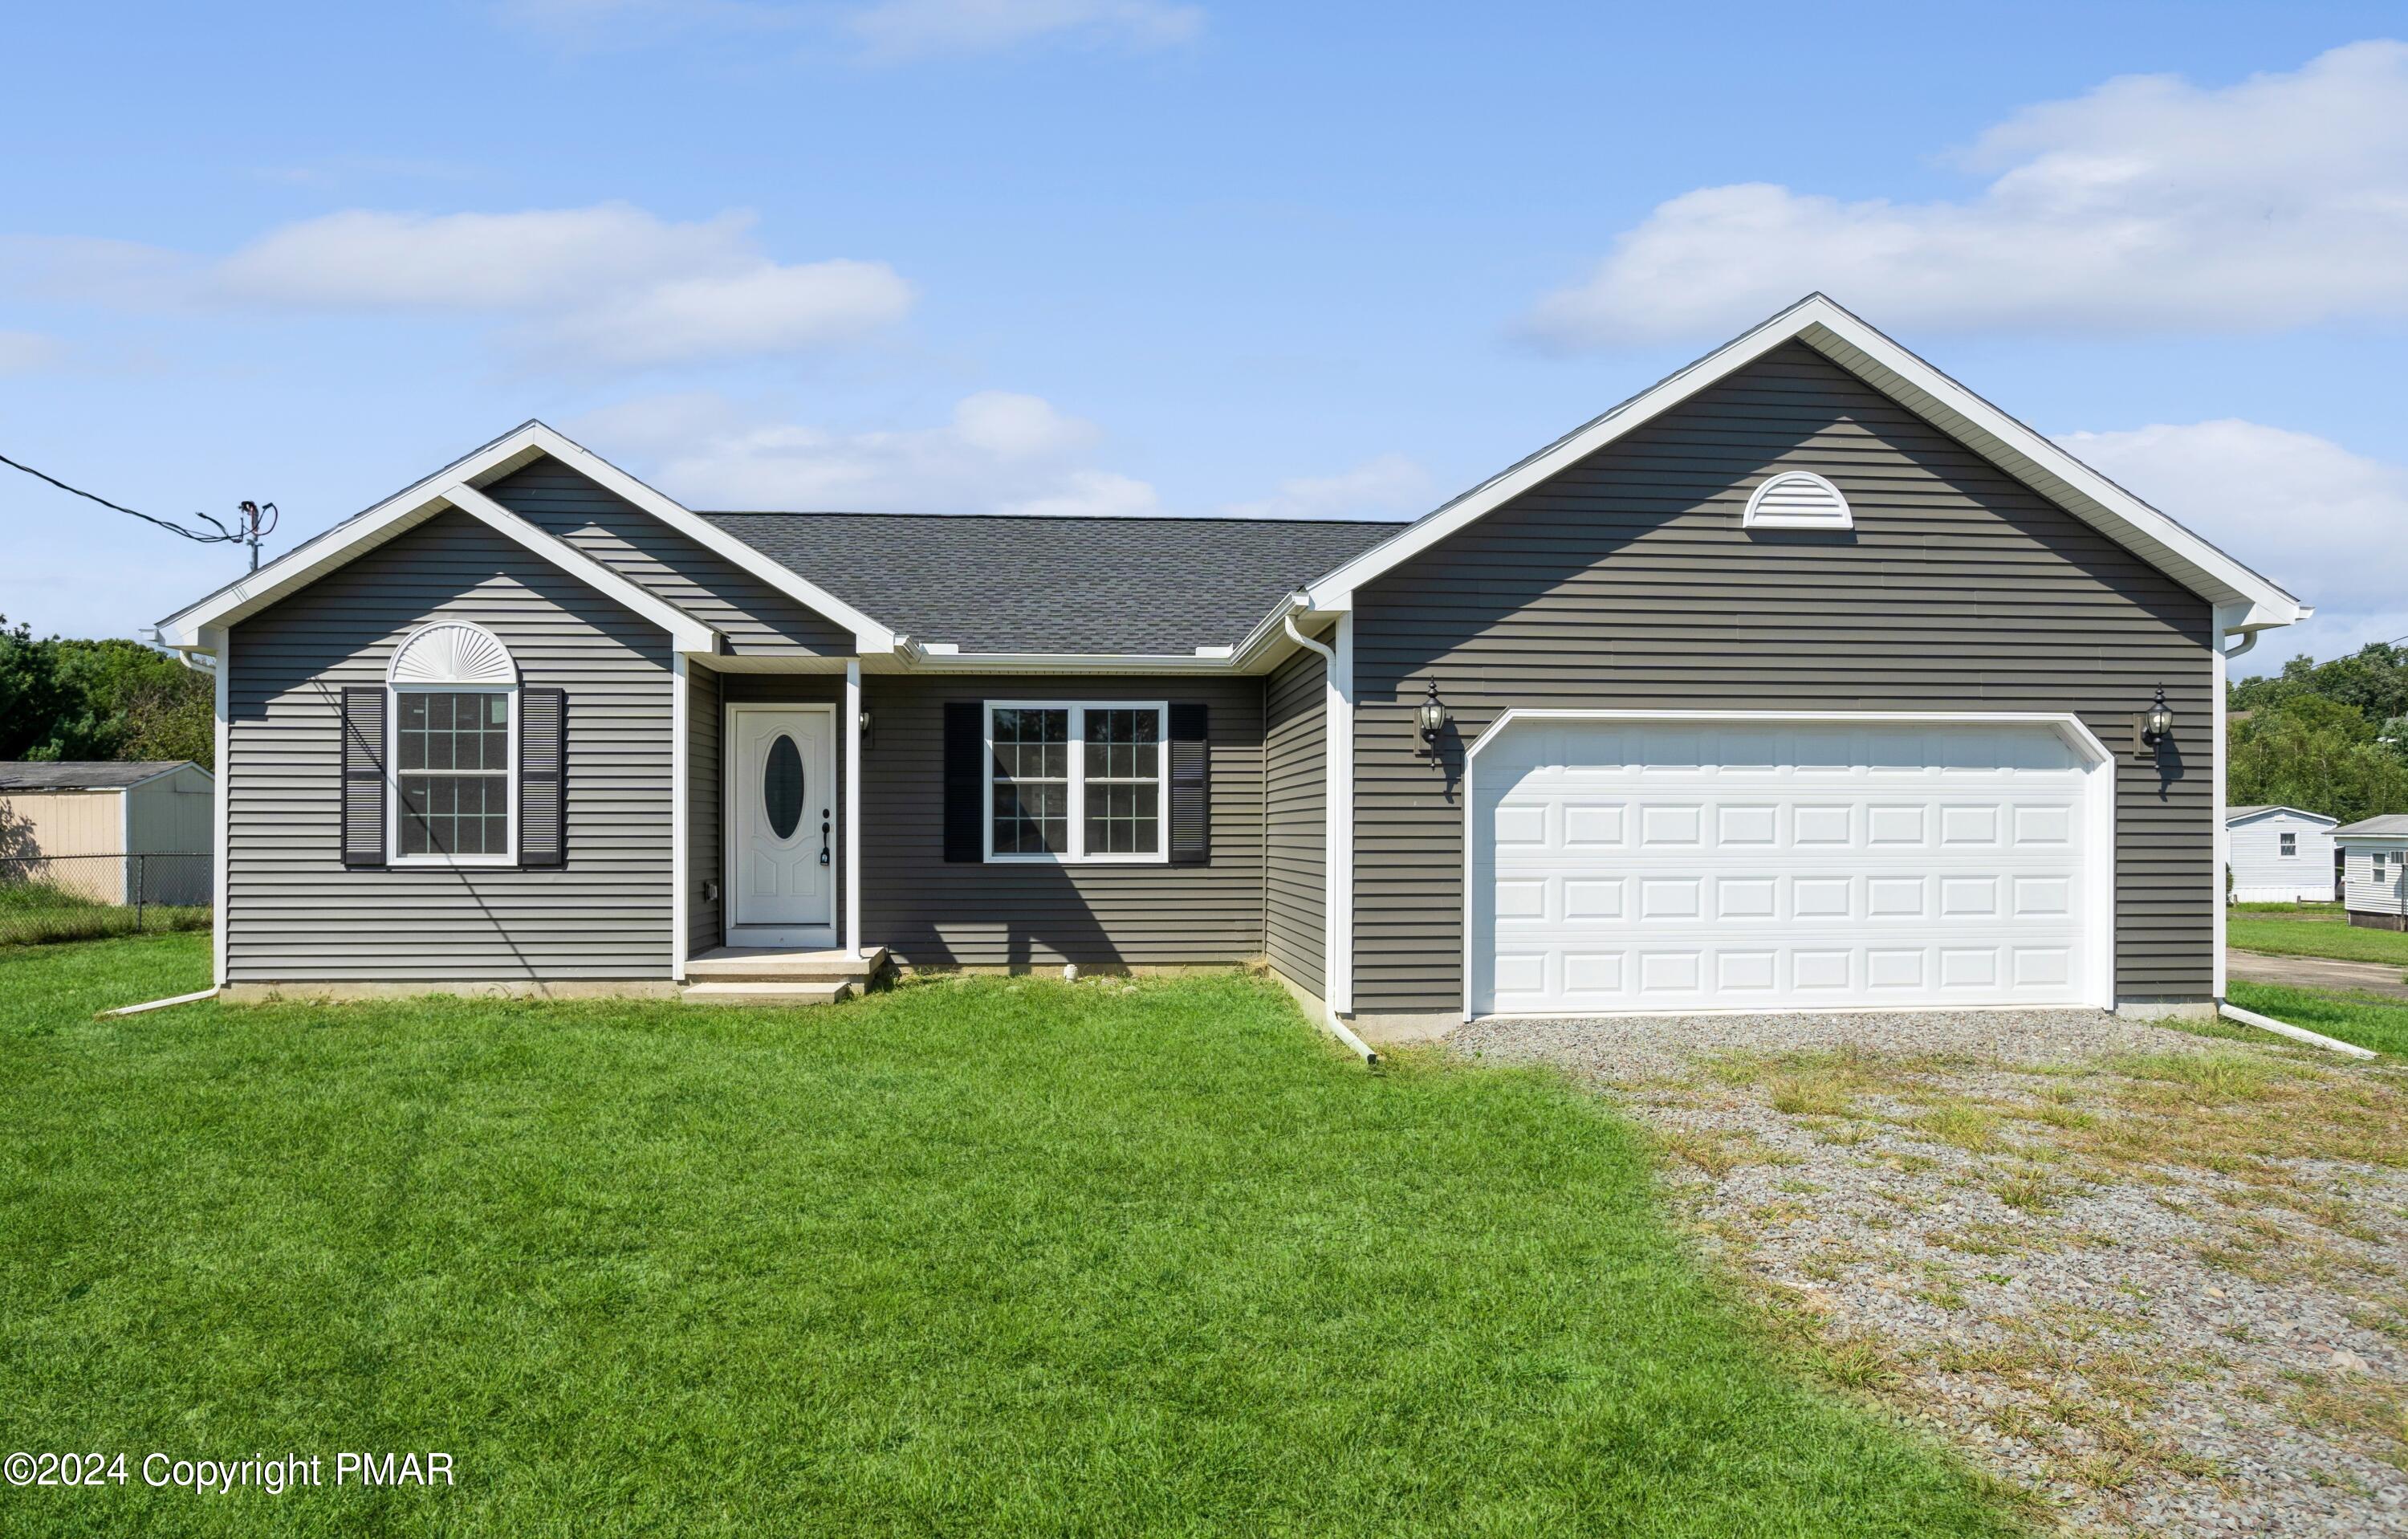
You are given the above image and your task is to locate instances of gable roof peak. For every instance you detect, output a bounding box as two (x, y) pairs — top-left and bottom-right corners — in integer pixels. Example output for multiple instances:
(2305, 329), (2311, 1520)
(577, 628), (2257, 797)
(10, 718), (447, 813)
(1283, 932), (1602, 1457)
(1302, 295), (2304, 634)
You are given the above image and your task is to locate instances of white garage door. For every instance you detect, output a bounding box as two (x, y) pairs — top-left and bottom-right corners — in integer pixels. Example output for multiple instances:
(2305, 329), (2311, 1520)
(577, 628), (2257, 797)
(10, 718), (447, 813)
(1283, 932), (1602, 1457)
(1470, 718), (2103, 1016)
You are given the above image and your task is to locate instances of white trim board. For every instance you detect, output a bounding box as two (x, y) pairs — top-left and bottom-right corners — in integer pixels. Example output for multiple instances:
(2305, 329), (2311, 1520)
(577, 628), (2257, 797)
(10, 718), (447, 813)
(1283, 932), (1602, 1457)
(672, 653), (691, 981)
(157, 470), (719, 658)
(843, 659), (862, 955)
(207, 624), (229, 987)
(1456, 708), (2118, 1021)
(154, 422), (859, 654)
(1304, 294), (2305, 633)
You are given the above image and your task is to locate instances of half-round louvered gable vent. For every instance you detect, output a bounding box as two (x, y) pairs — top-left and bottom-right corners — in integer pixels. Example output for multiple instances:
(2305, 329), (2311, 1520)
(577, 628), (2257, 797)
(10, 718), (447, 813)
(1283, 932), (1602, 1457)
(387, 621), (518, 686)
(1742, 470), (1853, 530)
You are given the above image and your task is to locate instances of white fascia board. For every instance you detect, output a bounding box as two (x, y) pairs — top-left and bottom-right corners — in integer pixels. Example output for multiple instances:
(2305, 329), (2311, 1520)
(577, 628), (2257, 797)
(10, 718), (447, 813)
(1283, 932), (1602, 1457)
(1304, 295), (2304, 629)
(158, 420), (886, 653)
(439, 482), (719, 654)
(894, 641), (1247, 675)
(494, 423), (894, 653)
(157, 472), (720, 657)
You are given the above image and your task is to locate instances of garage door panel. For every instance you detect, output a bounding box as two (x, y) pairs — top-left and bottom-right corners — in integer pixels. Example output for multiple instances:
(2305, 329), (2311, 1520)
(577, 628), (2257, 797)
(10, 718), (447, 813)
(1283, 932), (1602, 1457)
(1474, 720), (2099, 1015)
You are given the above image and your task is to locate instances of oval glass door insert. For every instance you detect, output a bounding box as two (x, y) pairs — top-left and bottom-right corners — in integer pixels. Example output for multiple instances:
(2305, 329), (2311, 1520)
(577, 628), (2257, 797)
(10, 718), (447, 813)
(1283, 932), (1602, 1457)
(763, 734), (804, 840)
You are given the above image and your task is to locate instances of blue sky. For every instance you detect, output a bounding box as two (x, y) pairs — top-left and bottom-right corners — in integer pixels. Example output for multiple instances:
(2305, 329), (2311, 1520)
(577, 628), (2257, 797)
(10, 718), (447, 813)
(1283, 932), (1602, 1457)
(3, 1), (2404, 675)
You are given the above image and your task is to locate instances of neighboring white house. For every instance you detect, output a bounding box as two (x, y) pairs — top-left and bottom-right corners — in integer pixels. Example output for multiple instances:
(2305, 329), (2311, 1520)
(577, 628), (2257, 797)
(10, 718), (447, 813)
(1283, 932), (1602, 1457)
(0, 761), (215, 906)
(2225, 804), (2339, 903)
(2334, 814), (2408, 931)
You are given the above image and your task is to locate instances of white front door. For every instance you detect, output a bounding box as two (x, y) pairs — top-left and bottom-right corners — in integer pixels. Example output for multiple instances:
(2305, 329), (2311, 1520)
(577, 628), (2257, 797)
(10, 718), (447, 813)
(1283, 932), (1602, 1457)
(1472, 719), (2105, 1016)
(729, 705), (836, 946)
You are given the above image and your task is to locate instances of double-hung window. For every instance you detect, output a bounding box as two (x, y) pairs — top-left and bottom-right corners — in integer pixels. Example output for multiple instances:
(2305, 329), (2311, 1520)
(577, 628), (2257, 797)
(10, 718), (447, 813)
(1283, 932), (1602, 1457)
(396, 690), (515, 859)
(986, 702), (1166, 862)
(2280, 832), (2298, 857)
(384, 621), (519, 865)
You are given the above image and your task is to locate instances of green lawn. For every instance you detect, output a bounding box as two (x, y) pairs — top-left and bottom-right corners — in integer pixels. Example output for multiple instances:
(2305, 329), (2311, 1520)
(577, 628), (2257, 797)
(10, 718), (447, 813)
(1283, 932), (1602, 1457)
(2227, 979), (2408, 1057)
(2228, 907), (2408, 968)
(0, 934), (2015, 1537)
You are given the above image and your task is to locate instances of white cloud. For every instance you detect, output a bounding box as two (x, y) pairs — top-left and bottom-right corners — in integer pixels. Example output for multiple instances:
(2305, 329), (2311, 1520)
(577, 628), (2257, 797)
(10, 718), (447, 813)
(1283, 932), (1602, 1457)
(0, 331), (67, 374)
(214, 204), (911, 365)
(1525, 39), (2408, 348)
(6, 205), (913, 370)
(847, 0), (1202, 59)
(573, 391), (1422, 524)
(1217, 453), (1430, 520)
(2059, 419), (2408, 673)
(577, 389), (1163, 515)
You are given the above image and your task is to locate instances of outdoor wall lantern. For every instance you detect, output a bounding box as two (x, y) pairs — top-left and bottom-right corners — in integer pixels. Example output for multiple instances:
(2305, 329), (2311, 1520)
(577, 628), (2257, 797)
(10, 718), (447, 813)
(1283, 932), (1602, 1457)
(1417, 679), (1451, 755)
(2142, 686), (2173, 745)
(858, 708), (874, 750)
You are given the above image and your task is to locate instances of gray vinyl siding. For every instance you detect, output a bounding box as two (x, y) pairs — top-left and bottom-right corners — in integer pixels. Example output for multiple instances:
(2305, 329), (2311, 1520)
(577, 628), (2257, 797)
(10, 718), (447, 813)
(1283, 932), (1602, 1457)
(1263, 645), (1326, 996)
(1353, 340), (2218, 1013)
(225, 510), (673, 982)
(486, 457), (853, 657)
(688, 663), (722, 954)
(857, 675), (1263, 969)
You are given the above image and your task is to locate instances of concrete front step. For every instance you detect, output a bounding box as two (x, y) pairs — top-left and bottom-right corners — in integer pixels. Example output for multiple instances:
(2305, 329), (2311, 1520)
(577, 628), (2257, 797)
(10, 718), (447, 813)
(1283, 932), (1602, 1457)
(680, 979), (856, 1008)
(686, 946), (889, 985)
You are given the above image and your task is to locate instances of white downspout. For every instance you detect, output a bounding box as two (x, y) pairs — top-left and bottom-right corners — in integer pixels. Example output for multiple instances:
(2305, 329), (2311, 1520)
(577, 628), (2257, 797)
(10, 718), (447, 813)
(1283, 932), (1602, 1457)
(1282, 608), (1375, 1065)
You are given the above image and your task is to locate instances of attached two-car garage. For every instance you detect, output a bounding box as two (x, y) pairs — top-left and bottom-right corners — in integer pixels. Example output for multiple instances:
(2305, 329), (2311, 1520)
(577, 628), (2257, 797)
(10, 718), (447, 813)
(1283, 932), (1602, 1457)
(1468, 716), (2113, 1016)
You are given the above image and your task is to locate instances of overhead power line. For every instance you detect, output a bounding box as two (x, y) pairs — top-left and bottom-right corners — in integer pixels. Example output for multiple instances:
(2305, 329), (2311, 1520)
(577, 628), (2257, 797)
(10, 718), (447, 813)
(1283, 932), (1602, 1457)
(0, 450), (278, 569)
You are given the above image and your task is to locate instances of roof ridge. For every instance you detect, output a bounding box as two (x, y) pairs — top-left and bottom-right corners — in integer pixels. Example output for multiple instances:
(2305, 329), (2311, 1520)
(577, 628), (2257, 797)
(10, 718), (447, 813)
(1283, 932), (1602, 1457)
(701, 509), (1411, 527)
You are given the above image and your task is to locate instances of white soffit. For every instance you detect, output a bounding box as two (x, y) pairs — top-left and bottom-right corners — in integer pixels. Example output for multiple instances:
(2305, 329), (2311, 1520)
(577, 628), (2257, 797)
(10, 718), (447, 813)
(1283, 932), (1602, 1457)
(1304, 295), (2304, 632)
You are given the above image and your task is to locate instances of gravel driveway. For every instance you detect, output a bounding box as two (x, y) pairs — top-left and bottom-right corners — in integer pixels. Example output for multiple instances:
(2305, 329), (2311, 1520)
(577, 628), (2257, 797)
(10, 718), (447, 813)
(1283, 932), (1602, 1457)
(1453, 1009), (2408, 1537)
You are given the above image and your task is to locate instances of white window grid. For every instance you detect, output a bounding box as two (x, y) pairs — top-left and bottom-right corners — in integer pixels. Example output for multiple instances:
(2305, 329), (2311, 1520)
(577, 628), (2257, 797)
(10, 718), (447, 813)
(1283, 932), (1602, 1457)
(983, 700), (1169, 865)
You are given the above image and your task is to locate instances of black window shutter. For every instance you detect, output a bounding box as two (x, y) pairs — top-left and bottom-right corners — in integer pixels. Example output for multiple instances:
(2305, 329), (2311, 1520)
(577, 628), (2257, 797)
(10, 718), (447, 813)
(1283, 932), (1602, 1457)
(1168, 702), (1209, 865)
(943, 702), (984, 862)
(340, 686), (387, 868)
(519, 687), (566, 868)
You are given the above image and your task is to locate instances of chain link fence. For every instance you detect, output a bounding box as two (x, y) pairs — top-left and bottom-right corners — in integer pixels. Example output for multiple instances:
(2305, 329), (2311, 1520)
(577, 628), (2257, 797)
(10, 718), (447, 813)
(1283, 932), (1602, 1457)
(0, 853), (213, 946)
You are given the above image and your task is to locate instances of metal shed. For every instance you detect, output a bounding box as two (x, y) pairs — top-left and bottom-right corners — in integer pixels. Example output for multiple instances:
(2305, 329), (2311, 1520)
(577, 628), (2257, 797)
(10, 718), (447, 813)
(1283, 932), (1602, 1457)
(0, 761), (214, 906)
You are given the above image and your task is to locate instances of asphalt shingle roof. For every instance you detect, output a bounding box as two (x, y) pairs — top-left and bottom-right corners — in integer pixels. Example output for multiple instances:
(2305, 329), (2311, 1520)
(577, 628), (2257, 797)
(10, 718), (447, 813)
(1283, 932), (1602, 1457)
(701, 512), (1402, 654)
(0, 761), (197, 791)
(2337, 815), (2408, 837)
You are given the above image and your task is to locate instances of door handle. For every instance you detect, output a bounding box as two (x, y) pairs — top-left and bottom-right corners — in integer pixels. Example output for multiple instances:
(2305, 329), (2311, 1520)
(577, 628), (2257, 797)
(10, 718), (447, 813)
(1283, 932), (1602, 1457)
(820, 808), (832, 866)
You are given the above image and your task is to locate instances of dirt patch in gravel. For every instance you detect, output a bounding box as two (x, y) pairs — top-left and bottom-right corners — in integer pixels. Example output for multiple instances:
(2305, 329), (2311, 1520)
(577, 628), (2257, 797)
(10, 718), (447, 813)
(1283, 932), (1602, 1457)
(1452, 1011), (2408, 1537)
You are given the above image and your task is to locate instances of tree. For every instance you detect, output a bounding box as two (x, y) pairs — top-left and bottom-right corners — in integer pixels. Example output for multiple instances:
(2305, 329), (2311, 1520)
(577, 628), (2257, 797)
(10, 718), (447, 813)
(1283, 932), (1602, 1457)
(0, 616), (68, 761)
(50, 638), (214, 765)
(2231, 641), (2408, 725)
(0, 617), (214, 768)
(2229, 696), (2408, 824)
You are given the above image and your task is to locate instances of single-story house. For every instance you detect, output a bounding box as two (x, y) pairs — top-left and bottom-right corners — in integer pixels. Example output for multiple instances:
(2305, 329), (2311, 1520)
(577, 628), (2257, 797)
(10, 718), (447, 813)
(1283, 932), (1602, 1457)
(0, 760), (215, 906)
(157, 295), (2308, 1034)
(2224, 805), (2339, 903)
(2334, 816), (2408, 930)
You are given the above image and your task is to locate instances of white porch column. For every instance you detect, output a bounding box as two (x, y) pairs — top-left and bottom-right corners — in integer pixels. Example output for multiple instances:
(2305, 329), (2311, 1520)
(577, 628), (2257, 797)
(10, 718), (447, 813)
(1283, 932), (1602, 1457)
(1325, 613), (1354, 1016)
(844, 658), (863, 955)
(670, 653), (689, 981)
